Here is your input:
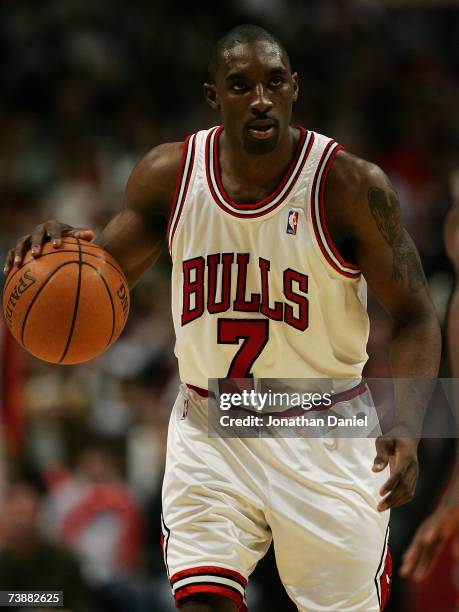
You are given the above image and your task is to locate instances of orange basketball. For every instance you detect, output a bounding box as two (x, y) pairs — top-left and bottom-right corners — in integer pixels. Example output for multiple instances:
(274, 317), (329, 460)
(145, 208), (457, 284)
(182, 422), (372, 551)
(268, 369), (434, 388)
(2, 237), (130, 364)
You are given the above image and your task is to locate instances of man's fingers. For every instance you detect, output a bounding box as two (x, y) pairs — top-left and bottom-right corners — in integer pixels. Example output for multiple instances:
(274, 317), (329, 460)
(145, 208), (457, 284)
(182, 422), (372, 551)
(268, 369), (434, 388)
(412, 538), (445, 581)
(377, 465), (417, 511)
(401, 524), (444, 579)
(378, 489), (403, 512)
(379, 470), (402, 497)
(13, 235), (32, 264)
(41, 221), (94, 247)
(30, 225), (46, 255)
(372, 437), (395, 472)
(3, 249), (14, 275)
(4, 223), (95, 275)
(70, 228), (95, 241)
(420, 524), (442, 546)
(372, 457), (389, 472)
(41, 221), (96, 246)
(375, 440), (419, 511)
(45, 220), (65, 246)
(59, 227), (95, 242)
(400, 542), (423, 577)
(378, 486), (413, 511)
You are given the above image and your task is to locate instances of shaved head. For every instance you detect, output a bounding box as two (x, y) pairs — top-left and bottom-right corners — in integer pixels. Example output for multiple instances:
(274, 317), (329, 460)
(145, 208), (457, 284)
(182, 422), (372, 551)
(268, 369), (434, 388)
(208, 24), (291, 82)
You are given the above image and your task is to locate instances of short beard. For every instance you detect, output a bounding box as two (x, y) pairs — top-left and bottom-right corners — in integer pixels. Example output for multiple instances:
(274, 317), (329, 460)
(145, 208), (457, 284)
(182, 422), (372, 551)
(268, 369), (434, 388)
(242, 134), (279, 155)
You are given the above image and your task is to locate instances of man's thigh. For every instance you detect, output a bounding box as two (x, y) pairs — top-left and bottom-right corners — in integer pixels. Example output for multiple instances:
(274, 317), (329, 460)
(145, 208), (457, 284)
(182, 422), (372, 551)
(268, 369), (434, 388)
(266, 437), (391, 611)
(162, 388), (272, 611)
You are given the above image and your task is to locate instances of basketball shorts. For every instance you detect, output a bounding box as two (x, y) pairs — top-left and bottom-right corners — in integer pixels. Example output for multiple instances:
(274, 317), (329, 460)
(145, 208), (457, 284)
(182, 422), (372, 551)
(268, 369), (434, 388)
(161, 384), (391, 612)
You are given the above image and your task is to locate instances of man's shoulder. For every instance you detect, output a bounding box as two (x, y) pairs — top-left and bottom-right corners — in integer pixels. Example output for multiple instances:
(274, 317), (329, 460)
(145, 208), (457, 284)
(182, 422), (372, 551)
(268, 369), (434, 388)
(329, 149), (388, 201)
(134, 141), (184, 186)
(126, 141), (184, 217)
(324, 146), (392, 235)
(136, 126), (211, 180)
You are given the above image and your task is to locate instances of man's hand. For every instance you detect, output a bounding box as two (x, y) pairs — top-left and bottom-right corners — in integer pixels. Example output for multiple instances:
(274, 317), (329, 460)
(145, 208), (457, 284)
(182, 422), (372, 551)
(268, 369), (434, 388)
(3, 221), (95, 275)
(372, 437), (419, 512)
(400, 505), (459, 581)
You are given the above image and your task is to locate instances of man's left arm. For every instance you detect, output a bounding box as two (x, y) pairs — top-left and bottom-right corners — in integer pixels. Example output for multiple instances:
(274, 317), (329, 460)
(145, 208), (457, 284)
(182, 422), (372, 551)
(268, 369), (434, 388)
(400, 202), (459, 580)
(327, 152), (442, 512)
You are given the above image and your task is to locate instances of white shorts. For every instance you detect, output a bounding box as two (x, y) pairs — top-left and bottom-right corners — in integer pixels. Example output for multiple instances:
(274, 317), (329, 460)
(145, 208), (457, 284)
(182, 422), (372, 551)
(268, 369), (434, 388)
(161, 385), (391, 612)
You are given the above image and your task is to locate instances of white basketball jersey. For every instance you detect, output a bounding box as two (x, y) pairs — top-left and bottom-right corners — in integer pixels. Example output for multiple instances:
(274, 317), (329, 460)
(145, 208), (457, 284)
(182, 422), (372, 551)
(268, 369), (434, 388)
(167, 126), (369, 389)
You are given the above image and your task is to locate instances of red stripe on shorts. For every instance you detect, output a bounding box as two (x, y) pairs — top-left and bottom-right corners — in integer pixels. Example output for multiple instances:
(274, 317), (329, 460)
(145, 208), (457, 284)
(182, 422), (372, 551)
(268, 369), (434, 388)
(171, 565), (247, 587)
(379, 547), (392, 610)
(174, 583), (247, 612)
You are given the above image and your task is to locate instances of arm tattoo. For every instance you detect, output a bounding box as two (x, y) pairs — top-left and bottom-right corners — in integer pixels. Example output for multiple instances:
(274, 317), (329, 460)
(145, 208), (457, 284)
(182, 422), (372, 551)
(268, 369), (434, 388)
(368, 187), (428, 292)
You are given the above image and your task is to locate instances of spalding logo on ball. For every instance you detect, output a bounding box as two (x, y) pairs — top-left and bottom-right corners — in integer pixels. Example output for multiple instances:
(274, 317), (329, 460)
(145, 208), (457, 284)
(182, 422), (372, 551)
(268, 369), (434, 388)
(2, 237), (130, 364)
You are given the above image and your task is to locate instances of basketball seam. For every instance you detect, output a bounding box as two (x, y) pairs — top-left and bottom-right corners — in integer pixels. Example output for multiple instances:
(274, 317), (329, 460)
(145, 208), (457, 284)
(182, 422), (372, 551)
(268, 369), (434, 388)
(58, 240), (83, 363)
(20, 261), (79, 349)
(3, 249), (124, 293)
(81, 261), (116, 347)
(60, 239), (100, 249)
(60, 240), (124, 276)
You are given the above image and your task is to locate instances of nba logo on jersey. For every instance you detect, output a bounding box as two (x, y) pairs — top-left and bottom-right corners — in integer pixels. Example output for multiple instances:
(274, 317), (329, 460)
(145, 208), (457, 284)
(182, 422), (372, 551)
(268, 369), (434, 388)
(286, 210), (299, 235)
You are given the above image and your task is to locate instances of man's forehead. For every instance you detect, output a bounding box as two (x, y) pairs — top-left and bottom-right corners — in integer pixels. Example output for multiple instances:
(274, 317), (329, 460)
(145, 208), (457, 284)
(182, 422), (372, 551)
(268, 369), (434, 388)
(219, 41), (290, 76)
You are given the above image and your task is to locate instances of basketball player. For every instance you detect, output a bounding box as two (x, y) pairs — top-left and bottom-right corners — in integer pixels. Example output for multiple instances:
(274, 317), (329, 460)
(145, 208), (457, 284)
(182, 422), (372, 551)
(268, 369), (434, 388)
(4, 25), (441, 612)
(400, 203), (459, 582)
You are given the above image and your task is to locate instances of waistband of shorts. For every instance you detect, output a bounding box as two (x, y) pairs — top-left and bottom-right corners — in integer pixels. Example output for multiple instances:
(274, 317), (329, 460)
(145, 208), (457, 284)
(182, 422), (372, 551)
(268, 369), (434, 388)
(185, 381), (367, 414)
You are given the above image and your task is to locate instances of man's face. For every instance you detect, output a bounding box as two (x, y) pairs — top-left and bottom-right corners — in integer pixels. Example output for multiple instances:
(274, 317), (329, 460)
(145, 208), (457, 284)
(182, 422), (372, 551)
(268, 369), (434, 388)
(205, 41), (298, 155)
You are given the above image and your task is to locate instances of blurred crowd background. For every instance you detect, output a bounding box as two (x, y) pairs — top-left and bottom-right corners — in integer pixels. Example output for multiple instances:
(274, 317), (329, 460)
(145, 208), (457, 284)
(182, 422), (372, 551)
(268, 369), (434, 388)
(0, 1), (458, 610)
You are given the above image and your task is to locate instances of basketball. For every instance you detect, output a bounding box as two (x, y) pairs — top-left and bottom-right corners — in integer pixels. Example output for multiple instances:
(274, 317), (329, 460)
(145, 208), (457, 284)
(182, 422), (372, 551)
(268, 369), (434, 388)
(2, 237), (130, 364)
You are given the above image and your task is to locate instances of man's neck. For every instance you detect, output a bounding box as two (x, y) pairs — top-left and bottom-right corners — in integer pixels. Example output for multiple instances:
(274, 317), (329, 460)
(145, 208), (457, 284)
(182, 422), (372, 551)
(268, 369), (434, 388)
(219, 126), (299, 200)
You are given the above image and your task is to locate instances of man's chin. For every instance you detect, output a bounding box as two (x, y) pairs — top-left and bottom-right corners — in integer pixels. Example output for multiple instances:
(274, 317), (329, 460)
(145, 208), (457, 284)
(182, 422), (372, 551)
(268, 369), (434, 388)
(243, 134), (279, 155)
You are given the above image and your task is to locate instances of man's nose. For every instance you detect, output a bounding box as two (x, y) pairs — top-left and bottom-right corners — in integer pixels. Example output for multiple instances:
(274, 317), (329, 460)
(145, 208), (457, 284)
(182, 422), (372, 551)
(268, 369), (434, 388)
(250, 84), (272, 114)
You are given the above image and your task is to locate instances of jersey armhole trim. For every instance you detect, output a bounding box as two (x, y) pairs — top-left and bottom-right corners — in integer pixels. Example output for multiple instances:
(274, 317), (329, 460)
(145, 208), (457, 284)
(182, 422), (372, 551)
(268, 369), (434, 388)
(167, 133), (196, 254)
(310, 140), (361, 278)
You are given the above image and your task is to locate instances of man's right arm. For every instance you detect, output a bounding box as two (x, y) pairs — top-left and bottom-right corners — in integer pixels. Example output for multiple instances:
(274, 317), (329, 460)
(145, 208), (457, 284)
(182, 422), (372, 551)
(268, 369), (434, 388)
(3, 141), (183, 288)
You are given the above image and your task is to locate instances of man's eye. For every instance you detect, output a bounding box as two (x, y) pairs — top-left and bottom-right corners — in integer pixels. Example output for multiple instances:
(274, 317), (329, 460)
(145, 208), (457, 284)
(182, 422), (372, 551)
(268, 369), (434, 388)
(231, 82), (247, 91)
(270, 77), (284, 87)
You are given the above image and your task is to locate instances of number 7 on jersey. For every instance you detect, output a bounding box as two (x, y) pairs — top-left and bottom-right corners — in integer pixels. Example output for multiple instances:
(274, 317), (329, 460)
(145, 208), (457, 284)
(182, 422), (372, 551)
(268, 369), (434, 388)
(217, 318), (269, 378)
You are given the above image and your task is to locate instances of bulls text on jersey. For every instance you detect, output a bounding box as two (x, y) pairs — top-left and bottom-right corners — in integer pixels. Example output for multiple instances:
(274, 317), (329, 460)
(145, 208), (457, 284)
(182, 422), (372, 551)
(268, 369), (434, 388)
(181, 252), (308, 331)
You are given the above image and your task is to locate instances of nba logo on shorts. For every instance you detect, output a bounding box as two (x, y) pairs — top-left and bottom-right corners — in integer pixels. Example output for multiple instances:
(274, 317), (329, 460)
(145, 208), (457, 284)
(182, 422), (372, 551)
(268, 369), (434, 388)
(286, 210), (299, 235)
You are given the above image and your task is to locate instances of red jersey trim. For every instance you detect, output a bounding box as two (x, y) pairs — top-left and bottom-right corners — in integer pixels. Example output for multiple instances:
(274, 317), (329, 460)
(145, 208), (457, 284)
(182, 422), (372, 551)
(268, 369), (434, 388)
(213, 125), (306, 209)
(206, 126), (314, 219)
(167, 134), (190, 246)
(167, 134), (196, 253)
(310, 140), (361, 278)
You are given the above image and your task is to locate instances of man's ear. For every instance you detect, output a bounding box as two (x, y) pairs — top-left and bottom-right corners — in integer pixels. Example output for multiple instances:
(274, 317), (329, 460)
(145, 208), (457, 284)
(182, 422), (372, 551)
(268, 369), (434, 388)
(292, 72), (299, 103)
(203, 83), (220, 110)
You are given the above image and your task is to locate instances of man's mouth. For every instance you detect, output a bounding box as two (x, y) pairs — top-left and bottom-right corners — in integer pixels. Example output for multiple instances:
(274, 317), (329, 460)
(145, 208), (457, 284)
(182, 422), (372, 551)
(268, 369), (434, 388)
(247, 121), (277, 140)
